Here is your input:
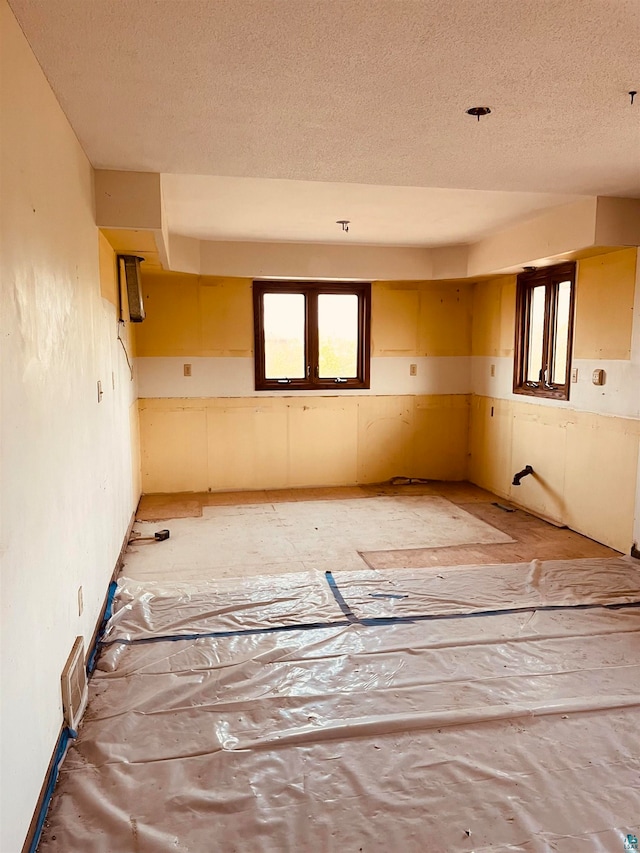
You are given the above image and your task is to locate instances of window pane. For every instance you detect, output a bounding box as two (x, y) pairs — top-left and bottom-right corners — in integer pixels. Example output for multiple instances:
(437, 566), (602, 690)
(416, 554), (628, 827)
(318, 294), (358, 378)
(526, 285), (546, 382)
(552, 280), (571, 385)
(263, 293), (306, 379)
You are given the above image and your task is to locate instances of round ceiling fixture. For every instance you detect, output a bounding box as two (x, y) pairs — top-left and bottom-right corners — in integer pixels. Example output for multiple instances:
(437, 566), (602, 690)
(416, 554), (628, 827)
(466, 106), (492, 121)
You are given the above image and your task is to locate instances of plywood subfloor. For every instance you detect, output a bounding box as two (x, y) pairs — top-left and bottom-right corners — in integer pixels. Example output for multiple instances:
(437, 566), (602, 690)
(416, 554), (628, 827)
(125, 494), (513, 582)
(135, 481), (619, 573)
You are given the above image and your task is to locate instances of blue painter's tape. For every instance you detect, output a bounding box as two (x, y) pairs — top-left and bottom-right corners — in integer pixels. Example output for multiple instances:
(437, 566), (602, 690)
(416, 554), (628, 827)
(29, 727), (76, 853)
(99, 599), (640, 649)
(358, 598), (640, 626)
(101, 619), (353, 647)
(87, 580), (119, 674)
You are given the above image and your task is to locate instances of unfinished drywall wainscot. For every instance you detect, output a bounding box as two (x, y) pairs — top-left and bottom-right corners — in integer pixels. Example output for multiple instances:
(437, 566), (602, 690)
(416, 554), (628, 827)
(134, 274), (472, 491)
(0, 4), (140, 850)
(469, 249), (640, 552)
(139, 395), (470, 492)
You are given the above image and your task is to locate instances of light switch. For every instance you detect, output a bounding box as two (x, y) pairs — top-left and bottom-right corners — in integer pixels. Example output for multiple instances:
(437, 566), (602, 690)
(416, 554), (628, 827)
(97, 380), (103, 402)
(409, 363), (417, 376)
(571, 367), (578, 383)
(490, 364), (496, 377)
(592, 369), (605, 386)
(184, 364), (192, 377)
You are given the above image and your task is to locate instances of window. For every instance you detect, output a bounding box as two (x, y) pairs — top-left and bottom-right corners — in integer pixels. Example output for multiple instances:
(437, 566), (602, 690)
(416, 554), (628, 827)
(253, 281), (371, 390)
(513, 262), (576, 400)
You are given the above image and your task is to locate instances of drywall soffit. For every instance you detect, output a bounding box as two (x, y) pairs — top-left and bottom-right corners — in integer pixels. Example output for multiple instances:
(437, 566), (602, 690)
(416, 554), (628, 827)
(94, 172), (640, 281)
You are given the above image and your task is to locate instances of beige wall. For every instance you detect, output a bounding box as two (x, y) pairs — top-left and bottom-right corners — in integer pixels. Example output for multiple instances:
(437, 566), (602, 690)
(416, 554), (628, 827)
(134, 274), (473, 490)
(0, 4), (140, 850)
(469, 249), (640, 551)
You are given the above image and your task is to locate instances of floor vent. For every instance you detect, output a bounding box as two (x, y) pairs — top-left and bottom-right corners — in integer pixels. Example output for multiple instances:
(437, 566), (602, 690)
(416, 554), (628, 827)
(61, 636), (88, 732)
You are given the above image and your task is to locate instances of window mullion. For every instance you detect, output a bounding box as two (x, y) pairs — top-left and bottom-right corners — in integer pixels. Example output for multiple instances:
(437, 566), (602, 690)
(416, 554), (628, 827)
(522, 285), (532, 385)
(307, 289), (319, 385)
(540, 283), (554, 384)
(546, 281), (558, 386)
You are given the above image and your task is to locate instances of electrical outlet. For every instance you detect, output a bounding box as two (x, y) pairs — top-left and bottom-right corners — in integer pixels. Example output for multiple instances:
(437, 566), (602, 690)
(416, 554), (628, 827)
(409, 363), (417, 376)
(77, 586), (83, 617)
(571, 367), (578, 383)
(490, 364), (496, 377)
(97, 380), (103, 402)
(184, 364), (192, 377)
(592, 368), (605, 386)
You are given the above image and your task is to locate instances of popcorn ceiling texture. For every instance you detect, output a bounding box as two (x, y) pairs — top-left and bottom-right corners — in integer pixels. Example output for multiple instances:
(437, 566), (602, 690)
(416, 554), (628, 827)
(9, 0), (640, 195)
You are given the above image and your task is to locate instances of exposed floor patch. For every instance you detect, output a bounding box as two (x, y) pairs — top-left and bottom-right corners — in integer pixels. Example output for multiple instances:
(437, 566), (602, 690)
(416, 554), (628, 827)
(124, 496), (513, 582)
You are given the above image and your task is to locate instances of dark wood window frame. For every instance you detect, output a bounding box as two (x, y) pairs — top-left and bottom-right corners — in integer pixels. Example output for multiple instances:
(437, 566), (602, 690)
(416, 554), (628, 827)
(513, 261), (576, 400)
(253, 281), (371, 391)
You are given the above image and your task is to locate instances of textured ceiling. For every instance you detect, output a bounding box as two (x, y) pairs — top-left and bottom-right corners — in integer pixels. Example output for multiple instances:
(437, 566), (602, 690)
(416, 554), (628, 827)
(163, 175), (580, 245)
(9, 0), (640, 198)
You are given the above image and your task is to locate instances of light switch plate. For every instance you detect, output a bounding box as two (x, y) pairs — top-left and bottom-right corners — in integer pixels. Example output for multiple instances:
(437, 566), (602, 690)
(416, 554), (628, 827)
(592, 368), (605, 386)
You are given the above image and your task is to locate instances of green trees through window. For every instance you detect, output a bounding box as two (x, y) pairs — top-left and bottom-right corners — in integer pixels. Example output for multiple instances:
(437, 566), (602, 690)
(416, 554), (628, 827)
(513, 262), (576, 400)
(253, 282), (371, 390)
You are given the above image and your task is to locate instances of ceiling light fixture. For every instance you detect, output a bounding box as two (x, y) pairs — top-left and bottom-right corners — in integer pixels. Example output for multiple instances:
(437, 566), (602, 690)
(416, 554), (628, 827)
(336, 220), (350, 232)
(466, 106), (492, 121)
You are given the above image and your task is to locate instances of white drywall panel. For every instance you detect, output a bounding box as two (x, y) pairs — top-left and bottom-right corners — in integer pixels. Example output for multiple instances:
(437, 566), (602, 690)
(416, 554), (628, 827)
(135, 356), (472, 398)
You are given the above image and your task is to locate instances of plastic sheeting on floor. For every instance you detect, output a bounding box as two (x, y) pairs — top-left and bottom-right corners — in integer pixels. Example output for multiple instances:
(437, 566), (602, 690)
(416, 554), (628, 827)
(332, 556), (640, 620)
(104, 571), (346, 642)
(39, 559), (640, 852)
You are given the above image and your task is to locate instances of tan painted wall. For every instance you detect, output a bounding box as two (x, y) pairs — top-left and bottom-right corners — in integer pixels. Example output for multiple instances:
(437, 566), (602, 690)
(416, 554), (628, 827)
(471, 249), (637, 361)
(573, 250), (636, 359)
(469, 396), (639, 550)
(372, 281), (472, 356)
(471, 275), (517, 357)
(139, 395), (470, 492)
(133, 273), (473, 490)
(135, 274), (473, 359)
(468, 248), (640, 552)
(0, 5), (140, 849)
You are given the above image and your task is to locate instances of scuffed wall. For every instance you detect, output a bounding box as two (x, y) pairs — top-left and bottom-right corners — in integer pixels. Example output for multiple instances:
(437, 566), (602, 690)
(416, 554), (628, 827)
(0, 3), (140, 850)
